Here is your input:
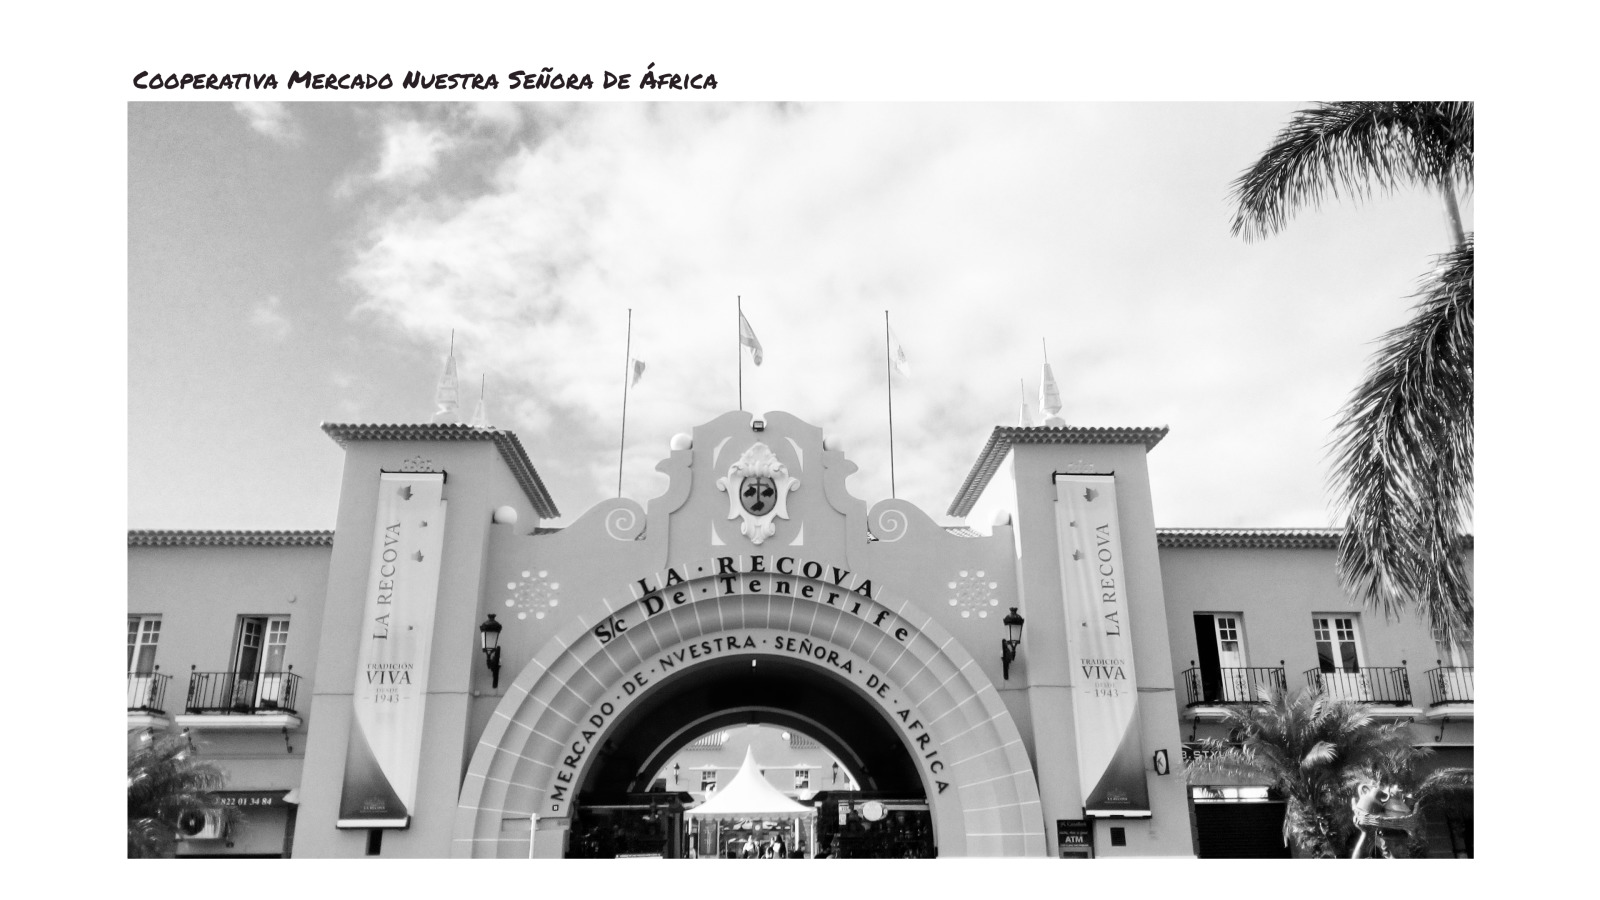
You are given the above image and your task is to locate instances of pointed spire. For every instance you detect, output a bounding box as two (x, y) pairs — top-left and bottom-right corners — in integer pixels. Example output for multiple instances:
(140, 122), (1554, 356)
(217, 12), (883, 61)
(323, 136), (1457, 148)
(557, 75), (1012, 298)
(432, 330), (461, 423)
(1039, 338), (1063, 425)
(469, 374), (489, 429)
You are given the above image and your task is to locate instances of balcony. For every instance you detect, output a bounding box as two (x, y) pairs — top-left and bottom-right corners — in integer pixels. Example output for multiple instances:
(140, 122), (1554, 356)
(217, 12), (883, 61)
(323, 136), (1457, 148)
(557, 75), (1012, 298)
(1420, 665), (1474, 722)
(1303, 666), (1413, 707)
(1182, 666), (1287, 709)
(127, 669), (172, 729)
(176, 668), (303, 731)
(1424, 665), (1473, 705)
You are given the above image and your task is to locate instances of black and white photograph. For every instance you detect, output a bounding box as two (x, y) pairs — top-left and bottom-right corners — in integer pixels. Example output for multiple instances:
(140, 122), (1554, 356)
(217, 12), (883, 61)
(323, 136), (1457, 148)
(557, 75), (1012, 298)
(124, 95), (1475, 862)
(15, 3), (1567, 884)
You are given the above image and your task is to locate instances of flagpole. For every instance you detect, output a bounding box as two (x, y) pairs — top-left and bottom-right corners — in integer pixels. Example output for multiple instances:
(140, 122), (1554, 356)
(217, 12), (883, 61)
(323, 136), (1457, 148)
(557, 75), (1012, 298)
(618, 309), (632, 498)
(737, 295), (743, 413)
(885, 310), (896, 499)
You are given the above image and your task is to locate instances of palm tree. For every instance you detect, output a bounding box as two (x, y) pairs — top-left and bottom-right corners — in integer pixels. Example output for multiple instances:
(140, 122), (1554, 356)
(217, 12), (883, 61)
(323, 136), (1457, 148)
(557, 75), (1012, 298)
(127, 730), (235, 858)
(1231, 102), (1474, 644)
(1184, 686), (1425, 858)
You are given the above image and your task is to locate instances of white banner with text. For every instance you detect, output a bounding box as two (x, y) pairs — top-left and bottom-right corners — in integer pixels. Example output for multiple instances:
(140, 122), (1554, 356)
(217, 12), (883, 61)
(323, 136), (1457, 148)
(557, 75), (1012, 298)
(1054, 476), (1150, 816)
(337, 472), (447, 828)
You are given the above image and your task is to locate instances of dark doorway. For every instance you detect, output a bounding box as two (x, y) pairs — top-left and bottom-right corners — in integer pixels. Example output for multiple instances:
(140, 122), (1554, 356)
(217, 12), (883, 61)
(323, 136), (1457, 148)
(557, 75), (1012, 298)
(1192, 800), (1291, 858)
(572, 654), (930, 858)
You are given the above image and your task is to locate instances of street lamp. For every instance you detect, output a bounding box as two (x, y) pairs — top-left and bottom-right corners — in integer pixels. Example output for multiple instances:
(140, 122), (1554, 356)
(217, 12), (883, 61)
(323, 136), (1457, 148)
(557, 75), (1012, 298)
(1001, 607), (1025, 680)
(479, 614), (503, 688)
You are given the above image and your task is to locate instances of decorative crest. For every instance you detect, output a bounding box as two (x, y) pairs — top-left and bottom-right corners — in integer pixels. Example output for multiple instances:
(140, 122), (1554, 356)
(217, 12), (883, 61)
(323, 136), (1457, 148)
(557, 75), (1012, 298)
(716, 442), (799, 545)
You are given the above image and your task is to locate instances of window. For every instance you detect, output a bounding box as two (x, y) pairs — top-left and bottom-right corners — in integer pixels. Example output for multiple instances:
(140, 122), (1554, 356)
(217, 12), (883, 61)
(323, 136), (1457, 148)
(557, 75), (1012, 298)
(128, 616), (161, 674)
(1312, 616), (1369, 701)
(232, 615), (290, 710)
(1312, 616), (1361, 672)
(1192, 613), (1250, 703)
(701, 769), (718, 792)
(128, 616), (163, 712)
(794, 768), (811, 790)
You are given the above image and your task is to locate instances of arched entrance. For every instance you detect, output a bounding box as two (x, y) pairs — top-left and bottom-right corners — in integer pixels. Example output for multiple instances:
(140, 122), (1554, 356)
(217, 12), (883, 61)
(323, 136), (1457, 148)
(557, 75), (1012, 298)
(582, 655), (924, 797)
(453, 582), (1047, 858)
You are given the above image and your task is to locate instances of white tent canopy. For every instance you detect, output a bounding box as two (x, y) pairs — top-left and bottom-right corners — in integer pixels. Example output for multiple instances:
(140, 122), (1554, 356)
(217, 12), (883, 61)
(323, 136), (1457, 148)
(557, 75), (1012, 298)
(686, 747), (815, 820)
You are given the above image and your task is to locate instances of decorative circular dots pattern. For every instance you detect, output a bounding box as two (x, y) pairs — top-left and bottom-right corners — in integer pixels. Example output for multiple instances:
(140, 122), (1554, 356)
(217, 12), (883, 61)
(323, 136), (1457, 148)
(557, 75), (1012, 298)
(504, 570), (561, 621)
(949, 568), (1001, 618)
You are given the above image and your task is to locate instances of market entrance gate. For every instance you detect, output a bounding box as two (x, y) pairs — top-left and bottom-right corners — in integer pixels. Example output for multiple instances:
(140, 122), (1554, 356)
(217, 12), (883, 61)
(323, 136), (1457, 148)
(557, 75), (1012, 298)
(452, 411), (1048, 857)
(453, 583), (1045, 857)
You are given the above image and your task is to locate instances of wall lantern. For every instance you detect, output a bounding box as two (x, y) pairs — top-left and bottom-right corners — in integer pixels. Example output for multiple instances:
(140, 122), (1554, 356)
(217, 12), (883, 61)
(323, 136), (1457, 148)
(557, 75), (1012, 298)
(832, 762), (840, 784)
(673, 763), (680, 786)
(1152, 749), (1170, 776)
(1001, 607), (1025, 680)
(479, 614), (503, 688)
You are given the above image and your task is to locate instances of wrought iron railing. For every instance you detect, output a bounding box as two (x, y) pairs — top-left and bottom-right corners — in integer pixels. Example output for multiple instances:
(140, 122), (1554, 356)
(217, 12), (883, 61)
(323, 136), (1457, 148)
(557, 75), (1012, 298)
(185, 667), (301, 715)
(1303, 666), (1412, 706)
(1182, 666), (1286, 706)
(1424, 665), (1473, 705)
(127, 668), (171, 714)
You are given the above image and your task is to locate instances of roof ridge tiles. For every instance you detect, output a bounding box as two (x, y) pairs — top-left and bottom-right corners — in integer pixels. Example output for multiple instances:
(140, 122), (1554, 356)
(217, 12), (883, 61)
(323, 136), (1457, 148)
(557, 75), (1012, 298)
(320, 422), (557, 519)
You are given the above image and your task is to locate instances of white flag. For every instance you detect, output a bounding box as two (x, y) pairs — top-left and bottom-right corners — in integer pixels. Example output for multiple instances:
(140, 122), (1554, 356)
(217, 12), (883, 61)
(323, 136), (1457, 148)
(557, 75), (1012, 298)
(889, 327), (909, 377)
(433, 350), (460, 423)
(630, 358), (646, 387)
(738, 311), (763, 366)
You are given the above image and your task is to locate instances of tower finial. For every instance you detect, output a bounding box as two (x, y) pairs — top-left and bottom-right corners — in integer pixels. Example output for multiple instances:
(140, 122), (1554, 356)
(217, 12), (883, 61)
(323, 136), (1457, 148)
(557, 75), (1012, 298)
(1039, 338), (1063, 424)
(432, 332), (461, 423)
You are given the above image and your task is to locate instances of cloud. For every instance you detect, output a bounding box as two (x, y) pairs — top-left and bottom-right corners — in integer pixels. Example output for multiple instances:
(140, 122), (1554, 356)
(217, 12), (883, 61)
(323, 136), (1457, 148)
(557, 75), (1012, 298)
(250, 295), (291, 340)
(339, 103), (1440, 527)
(371, 118), (455, 186)
(233, 102), (299, 143)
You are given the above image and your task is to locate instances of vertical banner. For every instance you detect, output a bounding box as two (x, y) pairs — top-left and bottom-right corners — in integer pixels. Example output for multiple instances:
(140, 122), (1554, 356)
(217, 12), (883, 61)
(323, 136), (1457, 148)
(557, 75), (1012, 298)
(1055, 476), (1150, 816)
(337, 473), (448, 828)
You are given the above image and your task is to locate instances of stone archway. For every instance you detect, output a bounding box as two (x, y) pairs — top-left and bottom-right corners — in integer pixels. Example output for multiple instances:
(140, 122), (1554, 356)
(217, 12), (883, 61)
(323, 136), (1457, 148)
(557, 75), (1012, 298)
(453, 584), (1047, 858)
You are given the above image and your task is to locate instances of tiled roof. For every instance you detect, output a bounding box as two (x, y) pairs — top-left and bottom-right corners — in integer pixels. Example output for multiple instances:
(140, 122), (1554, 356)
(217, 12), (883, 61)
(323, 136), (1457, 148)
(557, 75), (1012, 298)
(1155, 528), (1341, 549)
(129, 530), (334, 547)
(947, 425), (1169, 517)
(1155, 528), (1475, 550)
(320, 423), (558, 519)
(942, 526), (985, 538)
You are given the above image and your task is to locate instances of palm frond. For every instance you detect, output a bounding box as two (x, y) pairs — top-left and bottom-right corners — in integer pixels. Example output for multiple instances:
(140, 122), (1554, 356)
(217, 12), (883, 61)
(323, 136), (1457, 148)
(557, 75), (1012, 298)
(1301, 741), (1338, 770)
(1412, 766), (1474, 819)
(1332, 239), (1474, 641)
(1231, 101), (1473, 241)
(1185, 751), (1274, 785)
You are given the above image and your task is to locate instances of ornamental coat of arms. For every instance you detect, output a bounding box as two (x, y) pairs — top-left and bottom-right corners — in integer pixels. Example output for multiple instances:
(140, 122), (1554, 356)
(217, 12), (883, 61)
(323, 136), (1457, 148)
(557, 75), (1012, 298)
(716, 442), (799, 545)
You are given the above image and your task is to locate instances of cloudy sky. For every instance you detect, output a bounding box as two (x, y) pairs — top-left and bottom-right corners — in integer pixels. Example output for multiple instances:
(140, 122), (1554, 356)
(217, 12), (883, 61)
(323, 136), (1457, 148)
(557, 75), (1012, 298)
(129, 101), (1470, 531)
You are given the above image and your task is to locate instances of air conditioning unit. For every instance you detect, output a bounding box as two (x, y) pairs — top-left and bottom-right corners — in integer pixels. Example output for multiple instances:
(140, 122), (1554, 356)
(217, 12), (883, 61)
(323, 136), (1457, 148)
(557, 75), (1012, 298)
(177, 809), (224, 840)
